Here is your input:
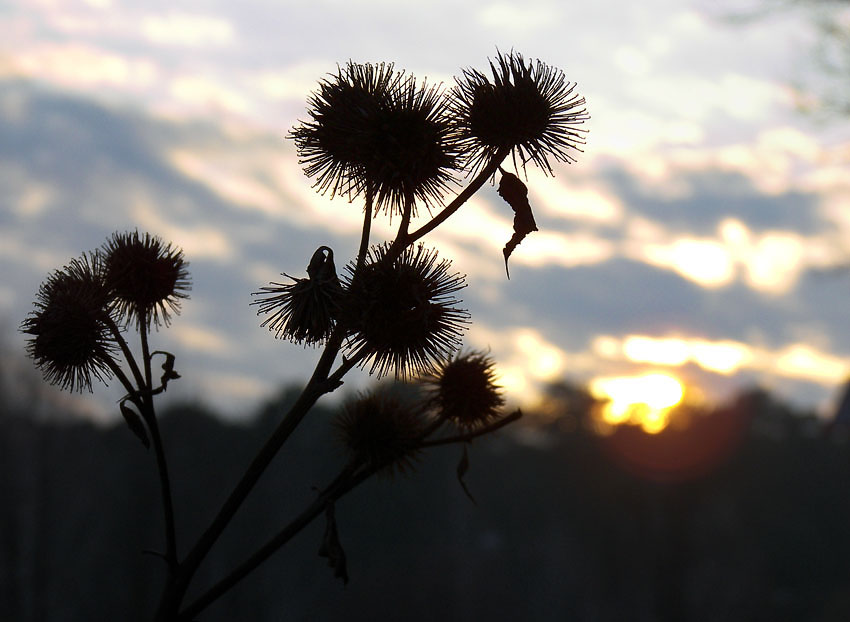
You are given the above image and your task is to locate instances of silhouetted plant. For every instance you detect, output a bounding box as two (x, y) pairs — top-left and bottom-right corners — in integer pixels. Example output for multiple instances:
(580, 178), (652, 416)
(21, 50), (587, 621)
(425, 350), (505, 430)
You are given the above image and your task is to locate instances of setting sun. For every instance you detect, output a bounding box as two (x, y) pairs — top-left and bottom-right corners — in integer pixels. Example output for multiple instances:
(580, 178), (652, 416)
(588, 372), (685, 434)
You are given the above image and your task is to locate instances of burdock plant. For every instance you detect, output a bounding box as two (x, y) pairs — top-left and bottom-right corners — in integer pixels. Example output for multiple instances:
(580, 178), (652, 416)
(22, 50), (587, 621)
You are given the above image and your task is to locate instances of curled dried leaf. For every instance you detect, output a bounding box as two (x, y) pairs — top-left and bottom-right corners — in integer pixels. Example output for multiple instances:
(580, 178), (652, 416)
(152, 350), (180, 392)
(497, 169), (538, 279)
(456, 444), (476, 504)
(318, 502), (349, 584)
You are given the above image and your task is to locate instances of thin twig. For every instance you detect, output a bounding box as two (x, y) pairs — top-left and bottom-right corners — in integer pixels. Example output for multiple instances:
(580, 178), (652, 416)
(418, 415), (447, 440)
(418, 409), (523, 448)
(103, 357), (138, 401)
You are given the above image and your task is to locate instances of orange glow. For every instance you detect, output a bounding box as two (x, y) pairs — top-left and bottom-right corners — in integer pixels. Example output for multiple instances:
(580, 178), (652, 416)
(589, 372), (685, 434)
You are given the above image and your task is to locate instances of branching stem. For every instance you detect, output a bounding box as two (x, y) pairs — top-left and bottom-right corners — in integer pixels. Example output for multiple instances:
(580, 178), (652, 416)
(105, 317), (146, 391)
(404, 147), (510, 246)
(418, 409), (523, 448)
(103, 357), (138, 401)
(136, 311), (179, 573)
(178, 410), (522, 618)
(162, 328), (349, 616)
(179, 462), (371, 620)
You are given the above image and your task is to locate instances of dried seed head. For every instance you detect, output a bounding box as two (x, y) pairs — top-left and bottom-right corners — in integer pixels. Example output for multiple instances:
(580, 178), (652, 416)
(290, 61), (459, 215)
(21, 254), (117, 392)
(335, 391), (423, 476)
(451, 50), (589, 175)
(252, 246), (343, 345)
(426, 350), (504, 429)
(341, 244), (469, 379)
(102, 230), (190, 329)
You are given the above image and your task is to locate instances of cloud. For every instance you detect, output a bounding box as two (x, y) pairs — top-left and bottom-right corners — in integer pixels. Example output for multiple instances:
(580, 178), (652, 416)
(168, 74), (253, 116)
(247, 62), (330, 103)
(637, 236), (736, 289)
(168, 148), (282, 216)
(140, 12), (235, 48)
(622, 214), (841, 295)
(170, 323), (232, 356)
(528, 171), (625, 224)
(476, 3), (558, 31)
(131, 199), (236, 262)
(7, 43), (159, 89)
(595, 334), (752, 375)
(593, 332), (850, 388)
(603, 165), (823, 235)
(2, 72), (848, 419)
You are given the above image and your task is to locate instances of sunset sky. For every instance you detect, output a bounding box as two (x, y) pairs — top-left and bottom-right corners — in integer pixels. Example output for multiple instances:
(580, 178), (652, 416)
(2, 0), (850, 422)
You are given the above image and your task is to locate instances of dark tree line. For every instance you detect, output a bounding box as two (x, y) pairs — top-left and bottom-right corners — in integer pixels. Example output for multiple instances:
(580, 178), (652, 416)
(3, 381), (850, 622)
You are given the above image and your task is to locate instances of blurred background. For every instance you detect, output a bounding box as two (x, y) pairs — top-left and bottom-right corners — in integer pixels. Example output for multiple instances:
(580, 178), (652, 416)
(2, 0), (850, 420)
(2, 0), (850, 620)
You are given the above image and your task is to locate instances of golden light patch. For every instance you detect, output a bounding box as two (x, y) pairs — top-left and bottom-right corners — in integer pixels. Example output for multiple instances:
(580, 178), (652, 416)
(514, 329), (567, 380)
(589, 372), (685, 434)
(527, 173), (624, 224)
(742, 233), (803, 294)
(620, 334), (752, 375)
(690, 340), (751, 374)
(623, 335), (689, 366)
(774, 344), (848, 384)
(643, 238), (734, 288)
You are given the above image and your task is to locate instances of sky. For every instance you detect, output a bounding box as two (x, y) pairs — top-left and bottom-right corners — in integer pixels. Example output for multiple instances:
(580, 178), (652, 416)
(1, 0), (850, 425)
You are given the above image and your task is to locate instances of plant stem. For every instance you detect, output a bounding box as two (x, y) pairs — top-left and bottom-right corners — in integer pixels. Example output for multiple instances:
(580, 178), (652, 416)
(144, 399), (178, 571)
(163, 328), (348, 615)
(179, 462), (373, 620)
(103, 357), (138, 400)
(179, 411), (522, 619)
(357, 189), (373, 268)
(139, 311), (178, 572)
(105, 317), (146, 392)
(139, 312), (153, 391)
(418, 409), (522, 448)
(397, 192), (413, 241)
(160, 149), (513, 618)
(404, 147), (510, 245)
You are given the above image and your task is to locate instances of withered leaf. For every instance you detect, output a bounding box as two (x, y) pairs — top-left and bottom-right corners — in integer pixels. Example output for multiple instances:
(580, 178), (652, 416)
(456, 444), (476, 505)
(120, 400), (150, 449)
(152, 351), (180, 392)
(318, 502), (349, 584)
(497, 170), (538, 279)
